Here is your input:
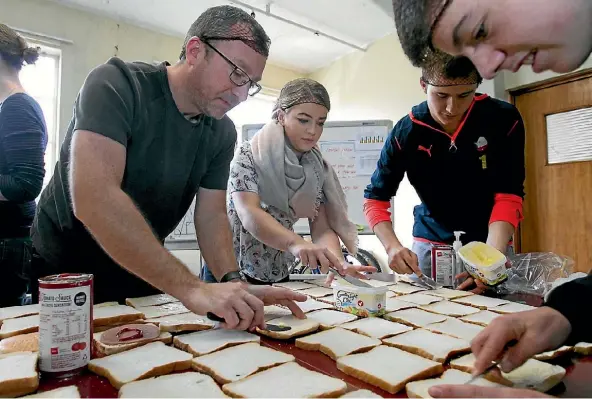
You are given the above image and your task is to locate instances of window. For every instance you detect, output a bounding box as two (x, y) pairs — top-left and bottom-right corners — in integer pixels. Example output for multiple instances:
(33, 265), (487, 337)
(19, 45), (61, 188)
(227, 93), (276, 142)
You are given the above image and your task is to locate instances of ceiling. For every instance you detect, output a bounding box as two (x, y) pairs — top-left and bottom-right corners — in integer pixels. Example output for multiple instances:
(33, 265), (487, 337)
(46, 0), (396, 73)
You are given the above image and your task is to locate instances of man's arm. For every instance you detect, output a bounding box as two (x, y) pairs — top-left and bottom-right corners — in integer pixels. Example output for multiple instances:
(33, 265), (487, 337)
(486, 221), (515, 254)
(194, 188), (241, 281)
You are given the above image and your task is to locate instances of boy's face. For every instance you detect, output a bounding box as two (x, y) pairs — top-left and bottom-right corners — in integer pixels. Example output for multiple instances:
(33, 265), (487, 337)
(422, 80), (477, 132)
(432, 0), (592, 79)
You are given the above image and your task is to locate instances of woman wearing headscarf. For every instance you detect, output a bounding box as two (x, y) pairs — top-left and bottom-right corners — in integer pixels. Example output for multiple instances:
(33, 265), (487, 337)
(200, 78), (375, 284)
(0, 24), (48, 306)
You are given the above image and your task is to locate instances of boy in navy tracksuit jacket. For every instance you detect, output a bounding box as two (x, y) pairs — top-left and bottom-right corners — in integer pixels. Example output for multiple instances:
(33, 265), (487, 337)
(364, 52), (525, 293)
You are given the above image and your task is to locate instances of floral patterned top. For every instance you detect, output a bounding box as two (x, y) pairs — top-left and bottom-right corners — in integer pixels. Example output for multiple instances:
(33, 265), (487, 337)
(227, 141), (303, 283)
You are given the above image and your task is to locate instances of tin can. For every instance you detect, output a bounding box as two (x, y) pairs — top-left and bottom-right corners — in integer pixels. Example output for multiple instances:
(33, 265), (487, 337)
(38, 273), (93, 377)
(430, 244), (454, 288)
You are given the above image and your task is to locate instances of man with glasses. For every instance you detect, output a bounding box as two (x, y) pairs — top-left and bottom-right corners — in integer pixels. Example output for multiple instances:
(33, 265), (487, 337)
(30, 5), (307, 331)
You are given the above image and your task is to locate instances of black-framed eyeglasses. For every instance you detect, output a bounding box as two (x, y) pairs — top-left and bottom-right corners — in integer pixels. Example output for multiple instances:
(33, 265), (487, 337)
(202, 38), (262, 96)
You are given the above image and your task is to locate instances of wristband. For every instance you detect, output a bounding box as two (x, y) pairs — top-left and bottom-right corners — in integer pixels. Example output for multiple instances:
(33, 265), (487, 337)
(220, 271), (243, 283)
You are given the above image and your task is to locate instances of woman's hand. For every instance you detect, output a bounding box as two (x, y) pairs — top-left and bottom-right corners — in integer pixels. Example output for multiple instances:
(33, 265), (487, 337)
(324, 262), (377, 285)
(288, 241), (343, 271)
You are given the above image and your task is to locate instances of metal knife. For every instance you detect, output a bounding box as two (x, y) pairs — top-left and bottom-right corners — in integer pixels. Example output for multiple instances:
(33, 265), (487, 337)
(366, 272), (397, 283)
(407, 273), (441, 290)
(206, 312), (292, 332)
(464, 361), (501, 385)
(326, 265), (374, 288)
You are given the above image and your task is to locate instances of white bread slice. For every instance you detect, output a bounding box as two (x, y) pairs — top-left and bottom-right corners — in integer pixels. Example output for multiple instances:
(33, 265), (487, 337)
(0, 351), (39, 397)
(364, 279), (397, 288)
(296, 298), (334, 313)
(575, 342), (592, 355)
(92, 330), (172, 357)
(119, 372), (227, 398)
(273, 281), (315, 291)
(295, 327), (381, 360)
(383, 308), (447, 328)
(299, 286), (334, 298)
(0, 304), (39, 323)
(337, 345), (443, 394)
(222, 361), (348, 398)
(340, 318), (412, 339)
(502, 359), (566, 392)
(88, 341), (192, 389)
(459, 310), (500, 326)
(317, 295), (337, 305)
(135, 302), (189, 319)
(94, 320), (146, 333)
(385, 297), (418, 312)
(340, 389), (382, 398)
(419, 301), (481, 317)
(451, 295), (510, 310)
(0, 315), (39, 339)
(534, 346), (573, 361)
(145, 312), (215, 333)
(191, 342), (295, 384)
(125, 294), (178, 308)
(173, 329), (260, 357)
(306, 309), (358, 330)
(422, 288), (474, 300)
(257, 315), (320, 339)
(406, 368), (506, 398)
(263, 305), (293, 322)
(388, 283), (426, 295)
(0, 332), (38, 354)
(425, 318), (484, 341)
(490, 302), (537, 314)
(23, 386), (81, 398)
(383, 329), (470, 363)
(94, 301), (119, 308)
(397, 293), (443, 306)
(449, 353), (477, 373)
(93, 305), (145, 327)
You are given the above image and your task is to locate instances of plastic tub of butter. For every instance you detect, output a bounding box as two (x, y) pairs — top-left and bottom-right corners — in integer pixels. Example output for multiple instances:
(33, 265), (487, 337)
(331, 280), (387, 317)
(457, 241), (508, 286)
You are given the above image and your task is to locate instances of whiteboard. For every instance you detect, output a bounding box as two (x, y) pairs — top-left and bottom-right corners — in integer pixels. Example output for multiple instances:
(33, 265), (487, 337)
(242, 120), (394, 235)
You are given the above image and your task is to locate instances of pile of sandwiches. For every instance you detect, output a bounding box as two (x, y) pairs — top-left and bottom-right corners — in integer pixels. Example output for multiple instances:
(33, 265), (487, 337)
(1, 279), (591, 398)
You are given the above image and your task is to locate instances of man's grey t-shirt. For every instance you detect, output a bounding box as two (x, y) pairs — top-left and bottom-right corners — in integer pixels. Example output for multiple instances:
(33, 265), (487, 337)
(32, 57), (236, 301)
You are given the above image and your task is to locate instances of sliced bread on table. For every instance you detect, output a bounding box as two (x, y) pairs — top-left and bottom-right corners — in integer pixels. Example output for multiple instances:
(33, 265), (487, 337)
(575, 342), (592, 355)
(93, 329), (172, 357)
(340, 389), (383, 398)
(299, 286), (333, 298)
(257, 315), (320, 340)
(364, 279), (397, 288)
(191, 342), (294, 384)
(451, 295), (510, 310)
(135, 302), (189, 319)
(23, 386), (81, 398)
(0, 305), (39, 323)
(88, 341), (192, 389)
(337, 345), (443, 394)
(93, 305), (145, 327)
(383, 329), (470, 363)
(222, 361), (348, 398)
(490, 302), (537, 314)
(0, 332), (38, 354)
(340, 317), (412, 339)
(419, 301), (481, 317)
(385, 297), (418, 313)
(397, 293), (443, 306)
(125, 294), (178, 308)
(295, 327), (381, 360)
(94, 302), (120, 308)
(406, 368), (506, 398)
(421, 288), (474, 300)
(306, 309), (358, 330)
(388, 283), (426, 296)
(534, 346), (573, 361)
(119, 372), (227, 398)
(0, 315), (39, 339)
(295, 298), (335, 313)
(94, 320), (146, 333)
(0, 351), (39, 397)
(459, 310), (500, 327)
(317, 295), (337, 305)
(263, 306), (294, 322)
(145, 312), (214, 333)
(425, 318), (484, 341)
(383, 308), (447, 328)
(272, 281), (315, 291)
(173, 329), (260, 357)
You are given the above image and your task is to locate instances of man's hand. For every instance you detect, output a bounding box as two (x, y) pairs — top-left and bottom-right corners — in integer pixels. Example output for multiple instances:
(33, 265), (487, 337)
(245, 285), (308, 319)
(288, 242), (343, 271)
(429, 384), (551, 398)
(471, 307), (572, 375)
(387, 246), (420, 274)
(455, 272), (487, 294)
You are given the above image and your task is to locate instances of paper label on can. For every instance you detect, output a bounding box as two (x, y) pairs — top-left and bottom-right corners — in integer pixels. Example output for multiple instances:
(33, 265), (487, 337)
(39, 285), (91, 372)
(432, 249), (454, 287)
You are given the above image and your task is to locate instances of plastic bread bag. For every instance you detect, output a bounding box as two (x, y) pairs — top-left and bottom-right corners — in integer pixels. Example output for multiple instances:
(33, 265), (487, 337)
(493, 252), (576, 297)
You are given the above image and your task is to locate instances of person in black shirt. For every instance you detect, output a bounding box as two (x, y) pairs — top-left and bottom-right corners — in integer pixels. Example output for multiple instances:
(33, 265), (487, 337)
(364, 51), (525, 294)
(0, 24), (47, 306)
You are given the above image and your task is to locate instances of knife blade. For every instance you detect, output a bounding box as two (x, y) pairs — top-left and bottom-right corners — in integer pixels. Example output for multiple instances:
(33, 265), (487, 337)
(326, 265), (373, 288)
(366, 272), (397, 283)
(206, 312), (292, 332)
(464, 361), (501, 385)
(407, 273), (441, 290)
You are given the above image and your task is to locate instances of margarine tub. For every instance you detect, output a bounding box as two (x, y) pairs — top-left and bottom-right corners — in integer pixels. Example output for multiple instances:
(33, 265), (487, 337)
(331, 280), (387, 317)
(458, 241), (508, 286)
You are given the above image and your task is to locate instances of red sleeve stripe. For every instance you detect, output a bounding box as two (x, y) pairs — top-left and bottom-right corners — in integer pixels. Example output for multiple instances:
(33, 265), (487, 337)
(507, 120), (519, 136)
(489, 193), (524, 228)
(363, 198), (392, 230)
(395, 136), (402, 151)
